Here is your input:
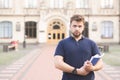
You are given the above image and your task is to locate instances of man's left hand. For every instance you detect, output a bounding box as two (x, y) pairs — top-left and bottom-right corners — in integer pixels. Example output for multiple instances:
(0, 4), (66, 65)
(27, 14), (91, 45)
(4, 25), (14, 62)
(83, 60), (94, 72)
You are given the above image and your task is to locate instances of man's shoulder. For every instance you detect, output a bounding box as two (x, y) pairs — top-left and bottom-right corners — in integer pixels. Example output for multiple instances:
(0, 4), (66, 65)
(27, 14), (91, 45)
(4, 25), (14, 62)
(83, 37), (96, 44)
(60, 37), (71, 42)
(58, 37), (71, 45)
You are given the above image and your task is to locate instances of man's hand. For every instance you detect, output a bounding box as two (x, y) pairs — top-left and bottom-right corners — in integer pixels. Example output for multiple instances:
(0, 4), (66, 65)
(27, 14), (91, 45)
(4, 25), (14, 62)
(77, 66), (89, 76)
(83, 60), (94, 72)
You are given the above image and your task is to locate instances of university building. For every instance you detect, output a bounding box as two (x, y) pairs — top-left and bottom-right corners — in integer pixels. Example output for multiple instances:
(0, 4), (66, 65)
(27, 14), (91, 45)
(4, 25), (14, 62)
(0, 0), (120, 44)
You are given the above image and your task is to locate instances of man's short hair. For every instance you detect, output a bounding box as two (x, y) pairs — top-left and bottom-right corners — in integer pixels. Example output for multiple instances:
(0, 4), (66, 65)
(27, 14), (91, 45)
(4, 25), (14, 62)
(70, 14), (85, 24)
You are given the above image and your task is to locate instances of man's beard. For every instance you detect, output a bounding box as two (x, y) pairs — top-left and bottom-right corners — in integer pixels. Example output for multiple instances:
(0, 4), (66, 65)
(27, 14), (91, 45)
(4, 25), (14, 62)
(72, 32), (82, 38)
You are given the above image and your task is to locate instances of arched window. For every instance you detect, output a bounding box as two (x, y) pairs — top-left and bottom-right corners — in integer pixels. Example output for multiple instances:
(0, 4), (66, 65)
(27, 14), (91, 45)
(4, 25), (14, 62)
(0, 21), (12, 38)
(101, 21), (113, 38)
(53, 25), (60, 29)
(25, 21), (37, 38)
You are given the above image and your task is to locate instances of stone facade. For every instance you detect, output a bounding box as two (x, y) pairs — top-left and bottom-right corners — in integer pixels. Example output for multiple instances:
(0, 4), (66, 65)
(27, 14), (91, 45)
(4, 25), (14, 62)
(0, 0), (120, 44)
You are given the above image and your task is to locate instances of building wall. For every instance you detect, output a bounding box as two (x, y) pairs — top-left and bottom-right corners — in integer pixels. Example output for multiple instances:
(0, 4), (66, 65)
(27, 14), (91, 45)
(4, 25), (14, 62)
(0, 0), (119, 44)
(89, 16), (119, 43)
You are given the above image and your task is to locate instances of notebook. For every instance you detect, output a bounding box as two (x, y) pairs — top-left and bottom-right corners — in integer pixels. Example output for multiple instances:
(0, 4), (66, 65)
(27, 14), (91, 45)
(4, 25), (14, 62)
(90, 53), (104, 66)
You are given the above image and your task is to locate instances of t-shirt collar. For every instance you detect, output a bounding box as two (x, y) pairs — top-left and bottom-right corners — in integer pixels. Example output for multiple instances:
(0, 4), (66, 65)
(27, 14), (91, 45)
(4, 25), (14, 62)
(70, 35), (84, 41)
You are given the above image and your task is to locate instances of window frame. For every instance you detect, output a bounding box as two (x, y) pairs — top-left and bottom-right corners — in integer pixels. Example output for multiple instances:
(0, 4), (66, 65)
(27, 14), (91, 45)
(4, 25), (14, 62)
(0, 21), (12, 39)
(0, 0), (12, 8)
(50, 0), (64, 8)
(25, 0), (37, 8)
(76, 0), (88, 8)
(101, 21), (113, 39)
(101, 0), (113, 9)
(25, 21), (37, 38)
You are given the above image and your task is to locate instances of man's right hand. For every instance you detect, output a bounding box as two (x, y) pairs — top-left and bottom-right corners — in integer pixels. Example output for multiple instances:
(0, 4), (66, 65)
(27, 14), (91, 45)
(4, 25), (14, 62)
(77, 66), (90, 76)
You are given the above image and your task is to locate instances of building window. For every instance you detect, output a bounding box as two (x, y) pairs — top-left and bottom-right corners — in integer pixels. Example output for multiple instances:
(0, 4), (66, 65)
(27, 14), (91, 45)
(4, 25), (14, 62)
(48, 33), (51, 39)
(76, 0), (88, 8)
(53, 25), (60, 29)
(25, 0), (37, 8)
(101, 0), (113, 8)
(83, 22), (89, 37)
(53, 33), (56, 39)
(25, 21), (37, 38)
(50, 0), (64, 8)
(101, 21), (113, 38)
(0, 21), (12, 38)
(0, 0), (12, 8)
(62, 33), (65, 39)
(57, 33), (60, 39)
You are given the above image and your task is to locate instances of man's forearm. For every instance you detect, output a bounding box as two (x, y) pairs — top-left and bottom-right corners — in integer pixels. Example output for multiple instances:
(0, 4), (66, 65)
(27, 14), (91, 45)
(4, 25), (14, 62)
(55, 60), (74, 73)
(55, 61), (90, 76)
(54, 56), (90, 76)
(92, 59), (103, 71)
(54, 56), (74, 73)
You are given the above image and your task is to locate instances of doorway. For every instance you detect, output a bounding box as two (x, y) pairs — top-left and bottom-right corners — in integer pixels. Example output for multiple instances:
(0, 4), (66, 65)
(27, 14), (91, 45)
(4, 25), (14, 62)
(83, 22), (89, 38)
(47, 19), (66, 43)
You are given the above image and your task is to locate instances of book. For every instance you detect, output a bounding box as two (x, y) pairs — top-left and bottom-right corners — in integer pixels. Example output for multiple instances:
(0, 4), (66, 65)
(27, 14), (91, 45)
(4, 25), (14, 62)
(90, 53), (104, 66)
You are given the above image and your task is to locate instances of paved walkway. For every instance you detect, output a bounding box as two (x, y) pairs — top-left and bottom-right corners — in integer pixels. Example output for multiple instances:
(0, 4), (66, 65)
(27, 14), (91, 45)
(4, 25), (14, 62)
(0, 44), (120, 80)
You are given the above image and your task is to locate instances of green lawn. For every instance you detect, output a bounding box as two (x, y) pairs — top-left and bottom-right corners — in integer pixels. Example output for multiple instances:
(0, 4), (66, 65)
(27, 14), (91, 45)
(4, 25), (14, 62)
(0, 52), (26, 65)
(102, 45), (120, 66)
(0, 44), (37, 67)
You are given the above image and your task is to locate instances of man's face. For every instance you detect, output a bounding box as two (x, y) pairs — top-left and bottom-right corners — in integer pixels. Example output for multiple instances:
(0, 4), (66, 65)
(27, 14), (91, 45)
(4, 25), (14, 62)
(70, 21), (84, 38)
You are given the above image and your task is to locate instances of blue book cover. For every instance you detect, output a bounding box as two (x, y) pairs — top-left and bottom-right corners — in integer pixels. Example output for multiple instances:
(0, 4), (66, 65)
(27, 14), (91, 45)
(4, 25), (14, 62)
(90, 53), (104, 66)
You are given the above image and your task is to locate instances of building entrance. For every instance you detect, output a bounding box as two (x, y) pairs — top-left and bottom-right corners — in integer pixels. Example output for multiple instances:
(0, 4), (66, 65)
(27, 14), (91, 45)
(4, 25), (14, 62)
(83, 22), (89, 38)
(47, 19), (66, 43)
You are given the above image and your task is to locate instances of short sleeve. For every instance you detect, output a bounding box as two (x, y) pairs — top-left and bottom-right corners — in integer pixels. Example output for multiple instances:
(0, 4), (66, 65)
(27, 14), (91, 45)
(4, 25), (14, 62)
(91, 42), (100, 56)
(54, 41), (65, 57)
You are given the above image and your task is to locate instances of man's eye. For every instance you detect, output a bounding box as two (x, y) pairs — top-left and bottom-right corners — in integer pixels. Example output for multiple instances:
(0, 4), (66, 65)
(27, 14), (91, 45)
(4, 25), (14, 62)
(73, 25), (77, 28)
(78, 26), (82, 28)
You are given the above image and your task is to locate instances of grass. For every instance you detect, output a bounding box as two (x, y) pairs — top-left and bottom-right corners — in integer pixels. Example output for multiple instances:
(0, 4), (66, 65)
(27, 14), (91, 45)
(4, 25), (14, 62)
(0, 52), (26, 65)
(0, 44), (37, 68)
(102, 45), (120, 66)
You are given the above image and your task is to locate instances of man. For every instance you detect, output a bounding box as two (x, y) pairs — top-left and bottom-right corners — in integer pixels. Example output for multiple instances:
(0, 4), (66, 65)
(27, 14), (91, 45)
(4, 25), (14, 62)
(54, 14), (103, 80)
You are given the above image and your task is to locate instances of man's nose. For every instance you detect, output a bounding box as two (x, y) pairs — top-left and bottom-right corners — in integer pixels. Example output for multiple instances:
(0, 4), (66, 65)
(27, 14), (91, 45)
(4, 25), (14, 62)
(75, 26), (80, 30)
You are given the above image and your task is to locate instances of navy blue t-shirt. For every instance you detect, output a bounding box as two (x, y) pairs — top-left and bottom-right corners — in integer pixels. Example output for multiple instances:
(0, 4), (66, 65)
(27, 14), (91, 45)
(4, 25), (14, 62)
(54, 36), (100, 80)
